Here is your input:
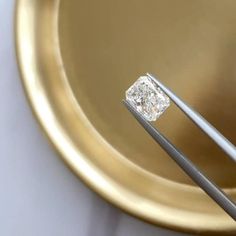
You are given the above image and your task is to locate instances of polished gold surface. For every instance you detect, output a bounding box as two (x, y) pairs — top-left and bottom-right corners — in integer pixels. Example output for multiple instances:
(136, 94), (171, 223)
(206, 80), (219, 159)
(16, 0), (236, 234)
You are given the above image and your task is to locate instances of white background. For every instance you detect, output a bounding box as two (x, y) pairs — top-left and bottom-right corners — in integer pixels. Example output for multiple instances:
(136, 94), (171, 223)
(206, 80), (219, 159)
(0, 1), (190, 235)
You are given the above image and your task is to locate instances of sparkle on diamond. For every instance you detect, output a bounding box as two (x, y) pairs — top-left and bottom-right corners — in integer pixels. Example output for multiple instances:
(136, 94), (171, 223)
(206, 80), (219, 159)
(126, 76), (170, 121)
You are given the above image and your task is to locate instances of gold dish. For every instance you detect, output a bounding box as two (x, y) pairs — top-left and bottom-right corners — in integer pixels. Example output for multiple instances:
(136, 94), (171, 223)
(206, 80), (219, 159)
(16, 0), (236, 234)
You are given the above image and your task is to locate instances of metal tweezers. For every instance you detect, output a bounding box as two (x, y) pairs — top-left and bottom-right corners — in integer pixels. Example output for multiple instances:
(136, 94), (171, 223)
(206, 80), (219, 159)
(123, 73), (236, 220)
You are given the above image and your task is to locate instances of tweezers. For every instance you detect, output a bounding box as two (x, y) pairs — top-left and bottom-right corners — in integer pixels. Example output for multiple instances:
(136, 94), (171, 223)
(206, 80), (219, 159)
(123, 73), (236, 220)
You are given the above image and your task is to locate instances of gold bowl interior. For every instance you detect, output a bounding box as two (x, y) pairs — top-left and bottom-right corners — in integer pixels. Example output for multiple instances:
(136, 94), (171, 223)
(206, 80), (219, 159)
(59, 0), (236, 187)
(16, 0), (236, 234)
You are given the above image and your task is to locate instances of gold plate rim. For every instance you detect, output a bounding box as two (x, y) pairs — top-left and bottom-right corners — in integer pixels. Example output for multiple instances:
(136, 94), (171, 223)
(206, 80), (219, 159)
(15, 0), (236, 234)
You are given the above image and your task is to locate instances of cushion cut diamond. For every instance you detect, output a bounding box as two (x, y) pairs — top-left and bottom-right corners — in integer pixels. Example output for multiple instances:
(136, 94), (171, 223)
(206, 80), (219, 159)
(126, 75), (170, 121)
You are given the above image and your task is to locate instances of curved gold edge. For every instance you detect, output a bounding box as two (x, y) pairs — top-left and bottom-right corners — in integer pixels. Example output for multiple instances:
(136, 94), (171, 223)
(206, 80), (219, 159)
(14, 0), (236, 234)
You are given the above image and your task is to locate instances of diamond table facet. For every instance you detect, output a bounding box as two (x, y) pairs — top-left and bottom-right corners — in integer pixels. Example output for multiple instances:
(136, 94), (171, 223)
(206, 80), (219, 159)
(126, 76), (170, 121)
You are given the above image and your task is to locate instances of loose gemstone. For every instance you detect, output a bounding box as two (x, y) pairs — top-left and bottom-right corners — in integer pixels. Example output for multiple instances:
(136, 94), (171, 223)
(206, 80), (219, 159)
(126, 75), (170, 121)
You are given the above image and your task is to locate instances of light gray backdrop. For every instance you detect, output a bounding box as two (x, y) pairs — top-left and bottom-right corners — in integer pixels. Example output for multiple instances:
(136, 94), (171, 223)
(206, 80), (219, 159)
(0, 0), (191, 235)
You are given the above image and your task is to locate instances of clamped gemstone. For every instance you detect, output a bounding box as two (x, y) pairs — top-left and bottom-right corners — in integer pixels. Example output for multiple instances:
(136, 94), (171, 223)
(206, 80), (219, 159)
(126, 75), (170, 121)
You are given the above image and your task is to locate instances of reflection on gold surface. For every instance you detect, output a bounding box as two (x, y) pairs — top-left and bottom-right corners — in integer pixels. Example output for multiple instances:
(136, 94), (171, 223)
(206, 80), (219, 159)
(16, 0), (236, 233)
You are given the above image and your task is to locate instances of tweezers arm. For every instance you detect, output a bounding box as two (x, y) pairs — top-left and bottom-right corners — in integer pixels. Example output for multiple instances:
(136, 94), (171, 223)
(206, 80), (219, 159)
(124, 100), (236, 221)
(147, 73), (236, 162)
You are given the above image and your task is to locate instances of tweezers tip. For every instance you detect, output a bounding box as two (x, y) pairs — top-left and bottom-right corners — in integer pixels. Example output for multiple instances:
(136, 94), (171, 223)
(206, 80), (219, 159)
(146, 72), (161, 85)
(122, 99), (131, 111)
(122, 99), (132, 111)
(122, 99), (134, 111)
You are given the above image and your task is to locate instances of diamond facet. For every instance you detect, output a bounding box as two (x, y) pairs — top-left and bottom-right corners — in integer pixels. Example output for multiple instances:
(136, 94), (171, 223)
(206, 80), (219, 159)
(126, 75), (170, 121)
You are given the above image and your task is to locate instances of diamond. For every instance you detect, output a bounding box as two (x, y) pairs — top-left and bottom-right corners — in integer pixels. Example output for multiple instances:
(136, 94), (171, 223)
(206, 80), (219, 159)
(126, 75), (170, 121)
